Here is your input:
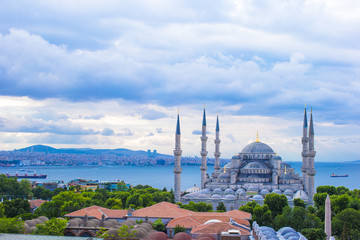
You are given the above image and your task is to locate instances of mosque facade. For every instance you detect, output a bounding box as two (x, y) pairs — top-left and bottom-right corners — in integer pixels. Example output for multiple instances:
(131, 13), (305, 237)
(173, 107), (316, 210)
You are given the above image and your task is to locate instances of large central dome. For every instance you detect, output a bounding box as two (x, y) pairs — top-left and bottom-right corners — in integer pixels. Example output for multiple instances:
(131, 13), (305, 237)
(240, 141), (275, 154)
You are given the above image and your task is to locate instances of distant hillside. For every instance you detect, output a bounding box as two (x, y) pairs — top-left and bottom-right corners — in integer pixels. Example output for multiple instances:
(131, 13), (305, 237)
(14, 145), (172, 158)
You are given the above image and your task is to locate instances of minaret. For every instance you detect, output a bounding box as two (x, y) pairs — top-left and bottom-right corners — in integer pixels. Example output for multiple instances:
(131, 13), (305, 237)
(307, 107), (316, 204)
(200, 107), (208, 189)
(301, 106), (309, 194)
(325, 195), (332, 240)
(213, 114), (221, 177)
(173, 111), (182, 202)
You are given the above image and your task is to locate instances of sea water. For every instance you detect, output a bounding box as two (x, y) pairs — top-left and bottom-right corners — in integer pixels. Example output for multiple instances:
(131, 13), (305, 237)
(1, 161), (359, 190)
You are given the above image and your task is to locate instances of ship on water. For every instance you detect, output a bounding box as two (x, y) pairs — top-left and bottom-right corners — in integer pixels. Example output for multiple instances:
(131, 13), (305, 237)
(331, 172), (349, 178)
(5, 170), (47, 179)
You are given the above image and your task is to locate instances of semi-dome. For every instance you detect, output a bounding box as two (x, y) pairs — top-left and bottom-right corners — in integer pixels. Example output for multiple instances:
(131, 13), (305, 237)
(293, 190), (308, 201)
(260, 189), (270, 195)
(224, 188), (235, 194)
(252, 195), (264, 200)
(224, 194), (236, 200)
(272, 189), (282, 194)
(284, 189), (294, 196)
(213, 188), (223, 194)
(218, 172), (230, 179)
(240, 141), (275, 154)
(244, 162), (267, 169)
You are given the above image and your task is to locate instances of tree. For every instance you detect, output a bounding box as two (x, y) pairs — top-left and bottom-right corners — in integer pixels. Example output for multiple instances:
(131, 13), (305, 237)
(252, 204), (272, 227)
(174, 224), (186, 235)
(33, 186), (45, 199)
(293, 198), (306, 208)
(33, 218), (68, 236)
(153, 218), (165, 232)
(264, 193), (288, 218)
(35, 201), (62, 218)
(313, 192), (328, 209)
(105, 198), (123, 209)
(216, 202), (226, 212)
(40, 189), (54, 200)
(0, 203), (4, 218)
(0, 217), (24, 233)
(273, 206), (292, 230)
(290, 206), (306, 231)
(301, 228), (326, 240)
(3, 199), (30, 218)
(332, 194), (350, 214)
(239, 201), (258, 214)
(118, 225), (136, 239)
(316, 185), (337, 195)
(332, 208), (360, 240)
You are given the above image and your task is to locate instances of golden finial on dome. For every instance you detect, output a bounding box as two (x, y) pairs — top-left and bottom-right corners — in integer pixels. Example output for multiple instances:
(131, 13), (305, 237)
(285, 165), (287, 174)
(255, 131), (260, 142)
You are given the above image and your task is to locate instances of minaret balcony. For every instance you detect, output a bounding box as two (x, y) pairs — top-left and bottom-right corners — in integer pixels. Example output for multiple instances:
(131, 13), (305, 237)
(173, 150), (182, 156)
(307, 169), (316, 176)
(214, 139), (221, 144)
(200, 151), (208, 156)
(173, 168), (182, 174)
(200, 166), (208, 171)
(201, 136), (208, 141)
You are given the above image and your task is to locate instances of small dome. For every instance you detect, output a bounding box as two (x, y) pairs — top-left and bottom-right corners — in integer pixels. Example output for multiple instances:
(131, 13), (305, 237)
(213, 188), (223, 194)
(260, 189), (270, 195)
(197, 194), (209, 199)
(211, 194), (222, 199)
(224, 194), (236, 200)
(201, 189), (211, 194)
(284, 189), (294, 196)
(272, 189), (282, 194)
(252, 195), (264, 200)
(224, 188), (235, 194)
(218, 172), (230, 178)
(236, 188), (245, 195)
(184, 193), (195, 199)
(247, 185), (259, 192)
(293, 190), (308, 201)
(271, 155), (282, 160)
(148, 232), (168, 240)
(241, 141), (275, 154)
(278, 227), (298, 236)
(174, 232), (192, 240)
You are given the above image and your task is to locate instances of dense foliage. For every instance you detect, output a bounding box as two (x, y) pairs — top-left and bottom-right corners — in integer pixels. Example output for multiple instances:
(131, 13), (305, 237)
(33, 218), (68, 236)
(0, 175), (31, 199)
(240, 186), (360, 240)
(177, 201), (213, 212)
(0, 217), (24, 233)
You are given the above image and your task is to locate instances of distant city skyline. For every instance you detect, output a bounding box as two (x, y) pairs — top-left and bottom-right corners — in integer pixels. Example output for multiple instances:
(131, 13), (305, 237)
(0, 1), (359, 162)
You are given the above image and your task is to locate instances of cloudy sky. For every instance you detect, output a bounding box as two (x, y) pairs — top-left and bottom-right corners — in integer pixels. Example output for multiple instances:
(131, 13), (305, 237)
(0, 0), (359, 162)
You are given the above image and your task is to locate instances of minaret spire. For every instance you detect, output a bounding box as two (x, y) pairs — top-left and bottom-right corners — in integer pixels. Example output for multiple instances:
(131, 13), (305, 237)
(173, 111), (182, 202)
(301, 106), (309, 194)
(200, 107), (208, 189)
(307, 107), (316, 204)
(213, 114), (221, 177)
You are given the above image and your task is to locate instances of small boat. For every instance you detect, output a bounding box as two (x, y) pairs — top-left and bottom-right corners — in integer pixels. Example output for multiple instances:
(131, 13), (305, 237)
(330, 173), (348, 177)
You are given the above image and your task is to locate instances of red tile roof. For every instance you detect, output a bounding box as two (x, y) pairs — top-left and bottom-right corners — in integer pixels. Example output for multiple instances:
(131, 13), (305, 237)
(167, 215), (249, 228)
(64, 205), (127, 220)
(132, 202), (193, 219)
(29, 199), (47, 209)
(191, 222), (251, 236)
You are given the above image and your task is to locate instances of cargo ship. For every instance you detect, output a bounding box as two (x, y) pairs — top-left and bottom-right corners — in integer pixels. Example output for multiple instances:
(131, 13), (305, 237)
(5, 170), (47, 179)
(330, 173), (348, 177)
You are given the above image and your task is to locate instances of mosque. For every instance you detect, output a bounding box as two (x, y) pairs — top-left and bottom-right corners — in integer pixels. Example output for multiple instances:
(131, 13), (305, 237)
(173, 107), (316, 210)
